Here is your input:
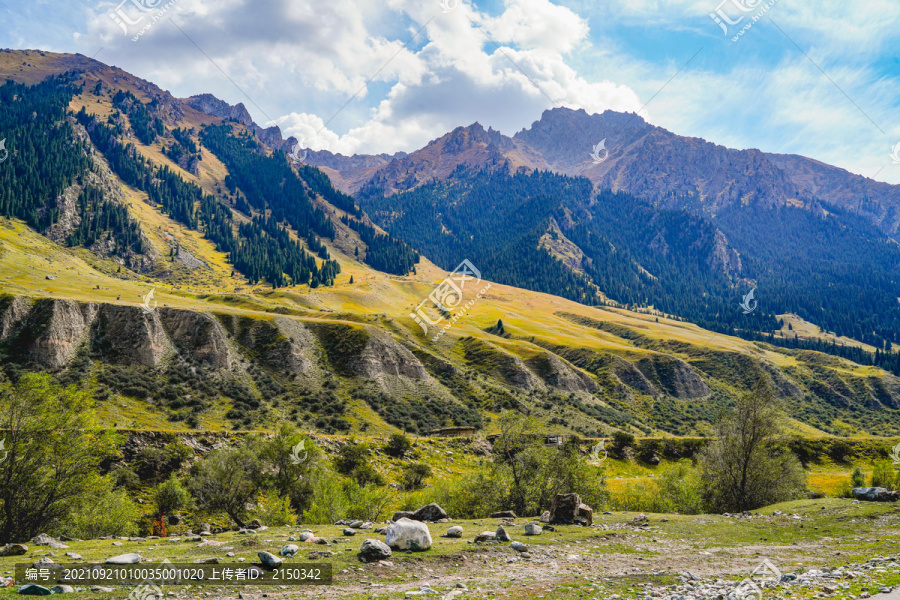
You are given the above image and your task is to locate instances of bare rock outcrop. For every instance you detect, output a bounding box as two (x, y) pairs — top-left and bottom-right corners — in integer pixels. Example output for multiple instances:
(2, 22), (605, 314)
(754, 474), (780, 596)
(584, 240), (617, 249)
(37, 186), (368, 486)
(159, 309), (232, 370)
(349, 330), (429, 380)
(0, 296), (32, 340)
(525, 352), (596, 392)
(636, 355), (709, 399)
(27, 300), (97, 369)
(92, 305), (172, 366)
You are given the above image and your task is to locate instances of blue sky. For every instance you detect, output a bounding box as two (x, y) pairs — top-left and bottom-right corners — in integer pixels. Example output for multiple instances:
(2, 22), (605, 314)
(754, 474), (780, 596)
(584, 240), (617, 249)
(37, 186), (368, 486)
(2, 0), (899, 182)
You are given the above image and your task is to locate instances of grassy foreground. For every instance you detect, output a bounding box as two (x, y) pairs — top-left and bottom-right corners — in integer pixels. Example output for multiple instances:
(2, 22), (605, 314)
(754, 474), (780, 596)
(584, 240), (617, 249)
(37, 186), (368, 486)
(3, 498), (899, 600)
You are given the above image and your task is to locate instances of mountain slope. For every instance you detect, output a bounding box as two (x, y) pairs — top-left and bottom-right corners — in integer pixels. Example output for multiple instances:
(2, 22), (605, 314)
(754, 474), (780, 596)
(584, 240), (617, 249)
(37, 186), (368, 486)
(0, 49), (897, 440)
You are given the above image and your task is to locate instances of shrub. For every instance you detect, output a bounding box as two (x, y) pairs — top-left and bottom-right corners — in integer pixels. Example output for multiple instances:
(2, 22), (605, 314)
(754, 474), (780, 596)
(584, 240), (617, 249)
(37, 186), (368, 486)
(253, 494), (296, 527)
(154, 475), (192, 517)
(59, 479), (141, 539)
(334, 439), (384, 486)
(611, 431), (636, 458)
(402, 463), (432, 490)
(257, 423), (321, 513)
(133, 441), (192, 483)
(850, 466), (866, 488)
(385, 433), (412, 458)
(871, 461), (896, 490)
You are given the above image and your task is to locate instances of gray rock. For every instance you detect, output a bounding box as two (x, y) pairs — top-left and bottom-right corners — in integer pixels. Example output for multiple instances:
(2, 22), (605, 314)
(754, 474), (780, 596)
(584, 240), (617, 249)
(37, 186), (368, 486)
(511, 541), (528, 552)
(411, 503), (449, 522)
(475, 531), (496, 543)
(385, 518), (432, 551)
(30, 534), (68, 549)
(248, 519), (263, 529)
(445, 526), (464, 538)
(539, 511), (550, 523)
(358, 538), (392, 563)
(280, 544), (300, 558)
(64, 552), (82, 560)
(298, 532), (315, 542)
(343, 528), (357, 536)
(495, 525), (511, 542)
(852, 487), (899, 502)
(17, 584), (52, 595)
(105, 553), (142, 564)
(0, 544), (28, 556)
(193, 557), (219, 564)
(257, 551), (282, 569)
(524, 523), (542, 536)
(49, 585), (74, 594)
(549, 493), (593, 526)
(309, 550), (335, 560)
(348, 520), (364, 528)
(490, 511), (517, 519)
(391, 511), (415, 522)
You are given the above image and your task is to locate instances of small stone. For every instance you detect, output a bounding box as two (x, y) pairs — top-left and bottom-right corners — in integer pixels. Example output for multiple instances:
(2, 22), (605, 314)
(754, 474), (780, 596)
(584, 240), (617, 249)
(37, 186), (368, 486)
(511, 541), (528, 553)
(524, 523), (542, 536)
(358, 539), (392, 563)
(445, 526), (464, 538)
(280, 544), (299, 558)
(49, 585), (74, 594)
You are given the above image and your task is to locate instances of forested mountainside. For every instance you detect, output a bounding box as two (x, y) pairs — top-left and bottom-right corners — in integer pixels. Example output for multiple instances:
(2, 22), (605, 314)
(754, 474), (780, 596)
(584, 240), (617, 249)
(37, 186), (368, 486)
(358, 168), (900, 363)
(0, 49), (897, 440)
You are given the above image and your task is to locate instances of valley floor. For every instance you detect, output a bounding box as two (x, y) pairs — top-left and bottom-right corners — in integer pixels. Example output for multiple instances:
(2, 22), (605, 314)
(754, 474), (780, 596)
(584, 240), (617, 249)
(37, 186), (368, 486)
(5, 498), (899, 600)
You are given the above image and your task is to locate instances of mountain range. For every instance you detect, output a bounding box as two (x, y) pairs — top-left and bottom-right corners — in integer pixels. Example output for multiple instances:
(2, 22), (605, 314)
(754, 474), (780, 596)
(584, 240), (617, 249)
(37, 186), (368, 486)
(0, 48), (897, 439)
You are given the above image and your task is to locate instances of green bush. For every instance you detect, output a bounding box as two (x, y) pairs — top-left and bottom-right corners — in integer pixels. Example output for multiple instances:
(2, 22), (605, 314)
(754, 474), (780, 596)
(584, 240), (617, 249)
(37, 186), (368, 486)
(253, 494), (296, 527)
(401, 463), (432, 490)
(611, 431), (636, 457)
(154, 475), (192, 517)
(385, 433), (412, 458)
(610, 460), (704, 514)
(871, 461), (896, 490)
(850, 466), (866, 488)
(59, 479), (141, 539)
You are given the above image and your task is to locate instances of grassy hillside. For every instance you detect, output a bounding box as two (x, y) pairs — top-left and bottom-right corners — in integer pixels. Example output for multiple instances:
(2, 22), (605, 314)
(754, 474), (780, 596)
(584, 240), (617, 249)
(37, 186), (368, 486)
(0, 50), (897, 440)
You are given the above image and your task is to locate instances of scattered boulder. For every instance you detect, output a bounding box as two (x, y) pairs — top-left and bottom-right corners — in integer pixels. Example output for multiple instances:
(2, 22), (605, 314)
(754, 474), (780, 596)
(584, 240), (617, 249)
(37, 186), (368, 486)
(474, 531), (496, 543)
(391, 511), (415, 522)
(0, 544), (27, 557)
(445, 526), (464, 538)
(852, 487), (899, 502)
(411, 503), (448, 522)
(539, 511), (550, 523)
(630, 513), (650, 526)
(495, 525), (511, 542)
(17, 584), (52, 596)
(385, 518), (432, 551)
(304, 537), (327, 545)
(343, 528), (357, 536)
(193, 558), (219, 564)
(297, 532), (315, 542)
(31, 534), (67, 549)
(309, 551), (335, 560)
(248, 519), (263, 529)
(280, 545), (299, 558)
(490, 511), (517, 519)
(511, 541), (528, 553)
(105, 553), (141, 565)
(524, 523), (542, 536)
(348, 520), (364, 529)
(49, 585), (74, 594)
(549, 493), (593, 526)
(257, 551), (282, 569)
(358, 539), (392, 563)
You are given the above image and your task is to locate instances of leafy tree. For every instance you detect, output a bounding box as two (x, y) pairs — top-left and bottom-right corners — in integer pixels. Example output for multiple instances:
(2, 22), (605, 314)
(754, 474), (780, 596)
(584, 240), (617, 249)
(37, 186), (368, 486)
(610, 431), (636, 457)
(334, 439), (384, 487)
(850, 466), (866, 488)
(188, 442), (264, 527)
(699, 379), (806, 512)
(0, 374), (119, 544)
(258, 423), (322, 512)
